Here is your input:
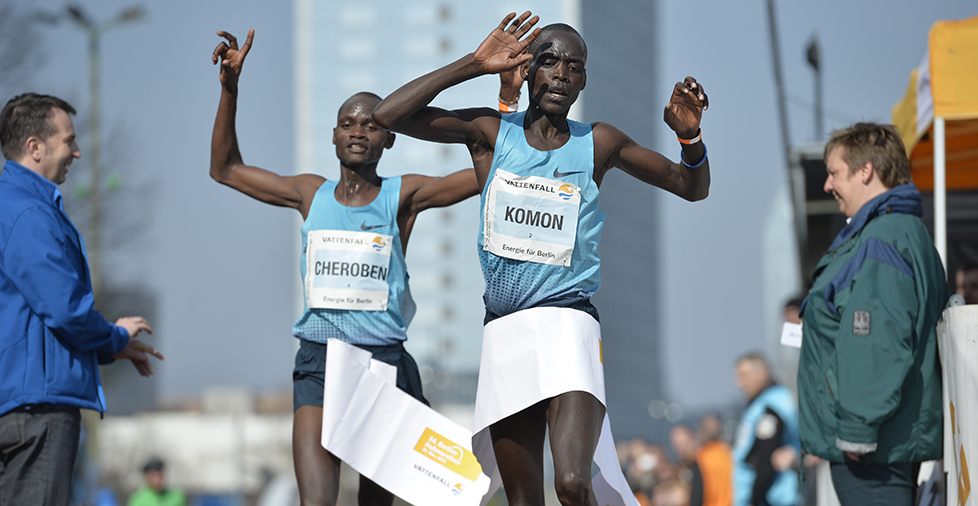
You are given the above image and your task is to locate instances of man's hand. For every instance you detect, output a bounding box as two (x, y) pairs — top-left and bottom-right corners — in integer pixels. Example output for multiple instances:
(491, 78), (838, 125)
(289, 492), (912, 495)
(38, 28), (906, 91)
(111, 339), (164, 377)
(115, 316), (152, 339)
(663, 76), (709, 138)
(771, 446), (798, 472)
(843, 450), (866, 462)
(473, 12), (540, 75)
(212, 29), (255, 91)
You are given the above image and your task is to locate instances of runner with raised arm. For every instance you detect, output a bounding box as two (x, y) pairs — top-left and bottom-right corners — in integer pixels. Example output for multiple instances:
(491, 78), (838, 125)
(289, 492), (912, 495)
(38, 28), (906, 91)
(210, 29), (479, 506)
(374, 12), (710, 506)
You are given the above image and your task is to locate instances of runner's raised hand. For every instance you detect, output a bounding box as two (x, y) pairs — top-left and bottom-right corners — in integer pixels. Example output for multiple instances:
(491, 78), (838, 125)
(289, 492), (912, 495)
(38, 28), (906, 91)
(212, 29), (255, 90)
(663, 76), (709, 138)
(473, 12), (541, 75)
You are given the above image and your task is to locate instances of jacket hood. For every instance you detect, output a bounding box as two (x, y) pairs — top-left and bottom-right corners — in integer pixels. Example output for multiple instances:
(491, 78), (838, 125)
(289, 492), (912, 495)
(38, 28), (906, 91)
(829, 184), (923, 251)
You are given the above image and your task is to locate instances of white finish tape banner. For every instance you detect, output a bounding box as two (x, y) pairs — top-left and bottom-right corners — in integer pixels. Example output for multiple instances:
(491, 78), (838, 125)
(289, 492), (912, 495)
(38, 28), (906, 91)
(937, 305), (978, 506)
(322, 340), (491, 506)
(473, 307), (639, 506)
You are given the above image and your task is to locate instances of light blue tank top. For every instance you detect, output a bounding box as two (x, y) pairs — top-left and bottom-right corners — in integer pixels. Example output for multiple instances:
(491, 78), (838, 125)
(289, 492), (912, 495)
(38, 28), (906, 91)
(292, 176), (415, 345)
(478, 111), (605, 317)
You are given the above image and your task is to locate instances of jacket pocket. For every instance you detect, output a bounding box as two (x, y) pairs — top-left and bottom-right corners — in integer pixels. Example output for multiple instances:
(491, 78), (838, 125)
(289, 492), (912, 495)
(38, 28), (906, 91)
(44, 329), (95, 400)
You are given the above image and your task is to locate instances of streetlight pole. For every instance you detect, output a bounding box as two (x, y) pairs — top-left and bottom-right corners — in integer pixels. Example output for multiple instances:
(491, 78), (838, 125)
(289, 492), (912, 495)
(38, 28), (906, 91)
(64, 4), (144, 301)
(806, 34), (823, 141)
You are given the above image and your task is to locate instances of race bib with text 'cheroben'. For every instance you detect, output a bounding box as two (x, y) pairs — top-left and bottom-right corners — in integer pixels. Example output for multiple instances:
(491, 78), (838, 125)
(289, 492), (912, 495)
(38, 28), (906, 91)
(305, 229), (393, 311)
(484, 169), (581, 267)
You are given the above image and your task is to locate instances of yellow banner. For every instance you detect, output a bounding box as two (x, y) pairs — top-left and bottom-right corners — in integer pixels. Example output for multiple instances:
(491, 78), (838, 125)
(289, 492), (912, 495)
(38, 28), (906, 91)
(414, 427), (483, 482)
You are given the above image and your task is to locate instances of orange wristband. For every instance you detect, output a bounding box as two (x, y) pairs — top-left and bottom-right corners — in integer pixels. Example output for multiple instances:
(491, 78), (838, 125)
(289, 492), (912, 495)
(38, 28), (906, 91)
(499, 101), (519, 113)
(677, 131), (702, 145)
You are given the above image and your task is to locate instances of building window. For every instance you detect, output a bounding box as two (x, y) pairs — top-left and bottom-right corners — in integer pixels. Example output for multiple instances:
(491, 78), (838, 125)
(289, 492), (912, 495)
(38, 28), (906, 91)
(339, 7), (377, 28)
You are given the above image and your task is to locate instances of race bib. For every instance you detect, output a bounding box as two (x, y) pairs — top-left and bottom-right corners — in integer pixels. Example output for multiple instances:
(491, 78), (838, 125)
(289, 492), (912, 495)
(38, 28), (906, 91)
(483, 169), (580, 266)
(305, 229), (393, 311)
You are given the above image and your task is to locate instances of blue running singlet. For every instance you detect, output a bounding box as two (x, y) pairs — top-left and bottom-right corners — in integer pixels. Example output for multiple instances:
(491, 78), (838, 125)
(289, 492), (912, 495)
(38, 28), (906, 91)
(292, 176), (415, 346)
(478, 111), (606, 318)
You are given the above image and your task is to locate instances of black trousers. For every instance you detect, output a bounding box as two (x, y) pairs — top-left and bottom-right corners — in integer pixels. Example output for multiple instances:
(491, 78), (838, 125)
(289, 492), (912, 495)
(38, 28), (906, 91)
(830, 461), (920, 506)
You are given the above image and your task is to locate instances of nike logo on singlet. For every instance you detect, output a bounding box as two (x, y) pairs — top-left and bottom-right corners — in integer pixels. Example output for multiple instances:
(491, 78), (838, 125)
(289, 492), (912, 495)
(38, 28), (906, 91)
(360, 221), (387, 231)
(553, 167), (585, 178)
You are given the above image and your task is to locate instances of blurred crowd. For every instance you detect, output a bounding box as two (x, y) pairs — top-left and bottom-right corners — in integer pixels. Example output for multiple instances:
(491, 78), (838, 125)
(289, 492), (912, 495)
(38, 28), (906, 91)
(616, 350), (810, 506)
(618, 414), (736, 506)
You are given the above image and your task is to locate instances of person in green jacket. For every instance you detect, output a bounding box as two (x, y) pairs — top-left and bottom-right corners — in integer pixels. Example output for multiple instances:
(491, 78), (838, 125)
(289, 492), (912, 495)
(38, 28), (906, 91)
(127, 458), (187, 506)
(797, 122), (948, 506)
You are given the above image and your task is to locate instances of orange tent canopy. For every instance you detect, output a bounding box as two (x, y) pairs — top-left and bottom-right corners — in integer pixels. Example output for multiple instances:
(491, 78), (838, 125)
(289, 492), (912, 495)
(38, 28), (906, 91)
(892, 16), (978, 192)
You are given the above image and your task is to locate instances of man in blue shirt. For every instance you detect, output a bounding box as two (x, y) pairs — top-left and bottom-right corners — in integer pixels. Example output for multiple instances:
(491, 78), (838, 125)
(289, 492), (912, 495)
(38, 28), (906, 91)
(733, 353), (800, 506)
(0, 93), (163, 506)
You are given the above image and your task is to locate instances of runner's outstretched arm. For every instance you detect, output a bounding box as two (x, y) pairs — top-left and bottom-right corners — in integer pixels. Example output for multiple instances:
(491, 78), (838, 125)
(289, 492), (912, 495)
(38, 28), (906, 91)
(373, 12), (540, 144)
(210, 29), (322, 215)
(397, 169), (480, 251)
(403, 169), (480, 214)
(594, 77), (711, 201)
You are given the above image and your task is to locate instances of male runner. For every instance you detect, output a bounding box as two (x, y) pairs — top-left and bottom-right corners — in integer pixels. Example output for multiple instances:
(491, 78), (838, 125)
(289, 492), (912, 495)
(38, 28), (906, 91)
(374, 12), (710, 506)
(210, 29), (478, 506)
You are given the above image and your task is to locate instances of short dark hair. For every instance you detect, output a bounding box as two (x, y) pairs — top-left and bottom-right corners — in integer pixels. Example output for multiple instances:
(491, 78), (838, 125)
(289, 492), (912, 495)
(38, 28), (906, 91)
(0, 93), (77, 161)
(784, 296), (804, 310)
(337, 91), (383, 121)
(735, 351), (769, 372)
(142, 457), (165, 473)
(350, 91), (381, 102)
(824, 122), (911, 189)
(958, 261), (978, 274)
(527, 23), (587, 60)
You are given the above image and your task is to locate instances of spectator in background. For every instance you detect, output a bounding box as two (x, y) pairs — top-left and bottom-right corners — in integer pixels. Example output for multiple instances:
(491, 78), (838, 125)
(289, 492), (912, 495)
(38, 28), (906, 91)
(651, 464), (689, 506)
(670, 424), (702, 506)
(956, 263), (978, 304)
(127, 458), (186, 506)
(783, 297), (803, 325)
(797, 122), (947, 506)
(619, 438), (666, 506)
(774, 296), (821, 506)
(733, 353), (800, 506)
(696, 415), (733, 506)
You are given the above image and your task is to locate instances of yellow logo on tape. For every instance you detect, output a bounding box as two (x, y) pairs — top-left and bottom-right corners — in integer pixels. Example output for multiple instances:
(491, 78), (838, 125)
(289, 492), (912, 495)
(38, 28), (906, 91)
(414, 427), (482, 482)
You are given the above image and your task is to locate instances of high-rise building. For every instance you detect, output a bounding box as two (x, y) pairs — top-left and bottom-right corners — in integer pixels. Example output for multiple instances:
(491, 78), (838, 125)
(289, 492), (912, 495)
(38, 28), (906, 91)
(577, 2), (666, 441)
(295, 0), (665, 440)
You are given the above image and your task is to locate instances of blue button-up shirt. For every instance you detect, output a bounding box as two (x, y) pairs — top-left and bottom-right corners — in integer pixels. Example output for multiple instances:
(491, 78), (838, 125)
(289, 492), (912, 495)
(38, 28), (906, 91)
(0, 159), (129, 415)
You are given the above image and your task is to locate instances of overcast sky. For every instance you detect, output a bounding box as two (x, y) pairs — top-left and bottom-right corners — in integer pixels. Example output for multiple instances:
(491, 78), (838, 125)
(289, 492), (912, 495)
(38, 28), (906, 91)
(14, 0), (975, 415)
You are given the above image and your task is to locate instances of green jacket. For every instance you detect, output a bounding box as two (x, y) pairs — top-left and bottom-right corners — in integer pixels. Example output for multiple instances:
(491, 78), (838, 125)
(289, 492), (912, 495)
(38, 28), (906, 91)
(798, 184), (947, 464)
(127, 486), (187, 506)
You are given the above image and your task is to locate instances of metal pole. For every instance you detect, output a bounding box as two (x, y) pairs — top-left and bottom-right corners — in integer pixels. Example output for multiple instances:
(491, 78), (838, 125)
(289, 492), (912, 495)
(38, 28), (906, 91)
(808, 36), (823, 141)
(935, 117), (947, 270)
(766, 0), (792, 167)
(88, 27), (102, 300)
(766, 0), (807, 285)
(814, 67), (823, 141)
(63, 4), (144, 300)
